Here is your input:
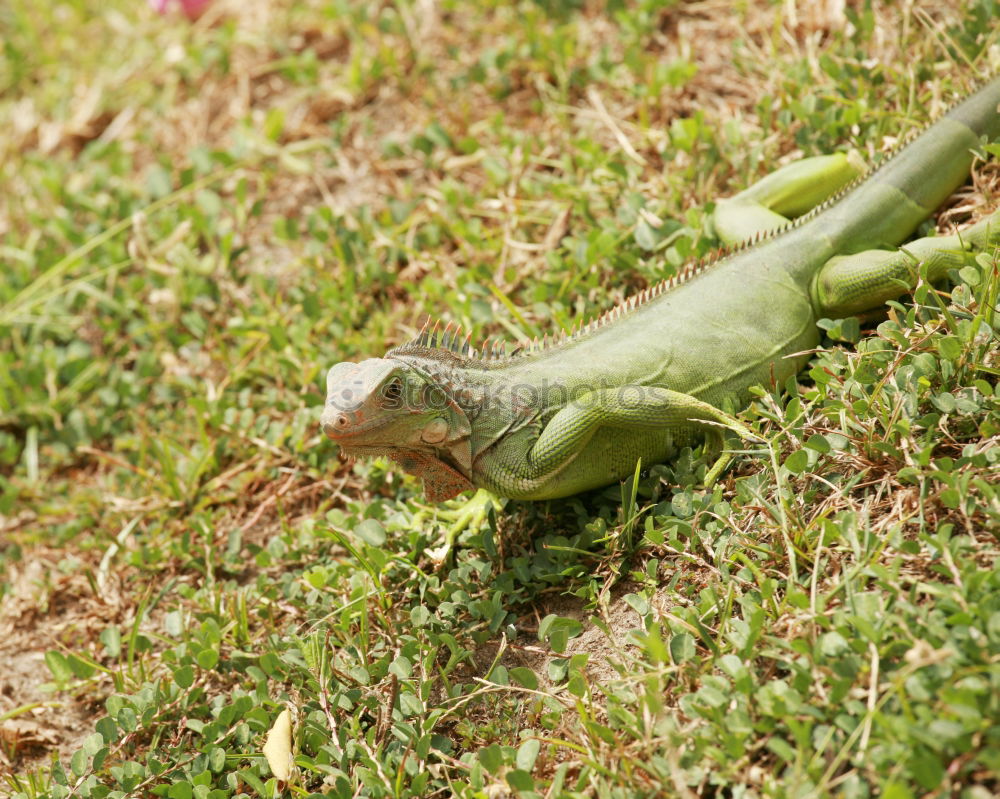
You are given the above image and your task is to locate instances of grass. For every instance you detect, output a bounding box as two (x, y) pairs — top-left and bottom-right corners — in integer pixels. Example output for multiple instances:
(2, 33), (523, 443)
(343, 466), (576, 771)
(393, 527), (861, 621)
(1, 0), (999, 797)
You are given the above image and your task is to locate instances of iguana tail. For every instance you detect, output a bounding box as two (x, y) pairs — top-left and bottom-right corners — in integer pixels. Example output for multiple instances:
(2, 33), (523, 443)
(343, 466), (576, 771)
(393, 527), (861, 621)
(820, 74), (1000, 254)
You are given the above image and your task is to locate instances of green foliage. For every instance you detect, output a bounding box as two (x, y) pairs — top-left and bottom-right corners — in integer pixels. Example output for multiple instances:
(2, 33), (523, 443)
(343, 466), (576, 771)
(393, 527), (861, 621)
(2, 0), (999, 797)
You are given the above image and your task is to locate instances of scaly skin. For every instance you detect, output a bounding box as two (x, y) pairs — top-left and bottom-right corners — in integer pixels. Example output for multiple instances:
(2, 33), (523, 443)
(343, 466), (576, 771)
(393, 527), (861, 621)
(321, 75), (1000, 501)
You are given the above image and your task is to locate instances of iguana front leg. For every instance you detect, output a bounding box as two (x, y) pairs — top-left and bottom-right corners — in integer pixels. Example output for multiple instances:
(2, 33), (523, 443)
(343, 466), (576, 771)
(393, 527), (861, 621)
(713, 152), (864, 245)
(411, 488), (502, 562)
(484, 387), (756, 500)
(814, 209), (1000, 316)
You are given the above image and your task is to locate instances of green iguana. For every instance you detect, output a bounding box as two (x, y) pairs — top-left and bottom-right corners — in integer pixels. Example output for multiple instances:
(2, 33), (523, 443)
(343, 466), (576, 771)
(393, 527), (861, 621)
(321, 75), (1000, 502)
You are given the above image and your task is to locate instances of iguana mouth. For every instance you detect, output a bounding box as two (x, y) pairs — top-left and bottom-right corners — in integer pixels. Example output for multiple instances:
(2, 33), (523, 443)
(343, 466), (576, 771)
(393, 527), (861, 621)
(335, 444), (474, 494)
(335, 443), (403, 460)
(320, 404), (401, 441)
(321, 417), (393, 442)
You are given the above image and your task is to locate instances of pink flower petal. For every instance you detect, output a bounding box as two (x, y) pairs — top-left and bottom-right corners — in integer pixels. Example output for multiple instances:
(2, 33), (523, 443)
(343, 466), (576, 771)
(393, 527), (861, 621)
(178, 0), (213, 18)
(148, 0), (212, 19)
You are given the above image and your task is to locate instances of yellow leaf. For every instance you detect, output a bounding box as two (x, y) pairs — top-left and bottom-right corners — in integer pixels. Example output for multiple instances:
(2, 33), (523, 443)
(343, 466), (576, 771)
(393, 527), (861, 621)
(262, 708), (292, 781)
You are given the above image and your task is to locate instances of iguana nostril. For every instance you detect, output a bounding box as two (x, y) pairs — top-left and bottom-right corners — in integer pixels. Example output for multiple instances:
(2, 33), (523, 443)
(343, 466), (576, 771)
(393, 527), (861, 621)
(322, 414), (351, 439)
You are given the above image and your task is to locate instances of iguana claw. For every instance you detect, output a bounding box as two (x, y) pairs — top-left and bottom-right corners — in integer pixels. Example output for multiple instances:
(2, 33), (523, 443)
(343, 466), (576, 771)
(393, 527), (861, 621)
(415, 489), (503, 562)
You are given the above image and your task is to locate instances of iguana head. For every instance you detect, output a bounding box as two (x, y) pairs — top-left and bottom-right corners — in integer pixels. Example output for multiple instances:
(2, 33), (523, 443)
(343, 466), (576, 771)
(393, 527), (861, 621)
(320, 357), (474, 501)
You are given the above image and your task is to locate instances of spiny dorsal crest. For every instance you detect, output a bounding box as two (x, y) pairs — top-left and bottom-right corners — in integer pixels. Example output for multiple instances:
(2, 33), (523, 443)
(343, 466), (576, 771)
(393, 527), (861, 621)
(388, 319), (510, 362)
(387, 73), (992, 366)
(387, 250), (722, 365)
(389, 227), (797, 365)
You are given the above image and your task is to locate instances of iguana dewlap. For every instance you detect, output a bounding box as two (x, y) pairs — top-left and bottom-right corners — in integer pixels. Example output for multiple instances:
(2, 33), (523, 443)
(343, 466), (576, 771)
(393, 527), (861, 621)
(321, 76), (1000, 501)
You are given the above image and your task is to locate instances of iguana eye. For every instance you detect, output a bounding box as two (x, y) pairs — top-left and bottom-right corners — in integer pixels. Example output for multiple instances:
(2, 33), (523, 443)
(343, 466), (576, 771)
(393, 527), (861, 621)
(382, 379), (403, 403)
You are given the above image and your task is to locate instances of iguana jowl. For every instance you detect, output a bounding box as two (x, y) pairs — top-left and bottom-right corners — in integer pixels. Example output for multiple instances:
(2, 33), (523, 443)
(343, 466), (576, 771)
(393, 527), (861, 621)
(321, 76), (1000, 501)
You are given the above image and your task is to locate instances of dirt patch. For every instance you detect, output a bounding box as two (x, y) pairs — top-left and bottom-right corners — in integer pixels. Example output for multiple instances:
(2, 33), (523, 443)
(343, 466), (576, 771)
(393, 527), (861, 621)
(0, 548), (119, 775)
(494, 584), (646, 701)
